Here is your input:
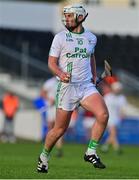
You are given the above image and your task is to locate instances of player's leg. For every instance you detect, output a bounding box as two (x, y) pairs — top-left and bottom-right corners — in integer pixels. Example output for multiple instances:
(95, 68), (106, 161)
(8, 118), (16, 143)
(55, 137), (63, 157)
(45, 108), (72, 149)
(101, 127), (111, 153)
(1, 117), (9, 143)
(47, 105), (56, 130)
(81, 92), (109, 169)
(37, 108), (72, 173)
(48, 120), (63, 157)
(109, 126), (120, 151)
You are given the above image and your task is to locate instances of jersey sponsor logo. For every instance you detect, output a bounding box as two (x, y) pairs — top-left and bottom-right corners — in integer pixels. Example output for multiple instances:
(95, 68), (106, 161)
(75, 47), (86, 53)
(66, 47), (90, 59)
(66, 53), (90, 58)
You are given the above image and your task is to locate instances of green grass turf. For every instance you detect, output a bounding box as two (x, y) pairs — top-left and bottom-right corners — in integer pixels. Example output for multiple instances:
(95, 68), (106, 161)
(0, 142), (139, 179)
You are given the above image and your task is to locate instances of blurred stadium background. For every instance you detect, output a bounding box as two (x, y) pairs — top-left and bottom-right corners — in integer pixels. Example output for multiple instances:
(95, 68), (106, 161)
(0, 0), (139, 178)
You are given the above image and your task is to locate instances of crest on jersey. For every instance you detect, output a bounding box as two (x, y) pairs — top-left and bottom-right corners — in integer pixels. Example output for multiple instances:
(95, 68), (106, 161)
(66, 33), (73, 42)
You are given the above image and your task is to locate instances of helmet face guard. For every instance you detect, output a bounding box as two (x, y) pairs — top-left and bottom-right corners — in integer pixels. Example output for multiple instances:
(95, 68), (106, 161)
(62, 5), (88, 32)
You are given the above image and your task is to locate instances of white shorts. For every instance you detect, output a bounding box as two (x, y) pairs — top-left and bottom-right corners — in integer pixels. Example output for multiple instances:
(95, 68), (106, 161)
(47, 105), (56, 122)
(56, 80), (99, 111)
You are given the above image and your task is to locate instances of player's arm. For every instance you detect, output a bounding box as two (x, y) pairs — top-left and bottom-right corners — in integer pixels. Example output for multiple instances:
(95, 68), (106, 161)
(90, 54), (97, 85)
(48, 56), (70, 83)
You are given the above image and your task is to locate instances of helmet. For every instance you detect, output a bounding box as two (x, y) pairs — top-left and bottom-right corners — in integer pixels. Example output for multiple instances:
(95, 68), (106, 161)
(62, 4), (88, 31)
(63, 4), (87, 18)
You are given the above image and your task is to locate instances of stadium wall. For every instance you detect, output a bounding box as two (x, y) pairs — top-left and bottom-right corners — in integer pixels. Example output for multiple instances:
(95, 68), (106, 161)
(0, 0), (139, 35)
(0, 109), (139, 144)
(0, 110), (42, 141)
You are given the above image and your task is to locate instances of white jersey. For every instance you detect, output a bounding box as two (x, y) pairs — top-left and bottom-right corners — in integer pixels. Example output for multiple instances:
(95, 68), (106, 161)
(49, 29), (97, 83)
(43, 77), (57, 121)
(43, 77), (57, 100)
(104, 93), (127, 126)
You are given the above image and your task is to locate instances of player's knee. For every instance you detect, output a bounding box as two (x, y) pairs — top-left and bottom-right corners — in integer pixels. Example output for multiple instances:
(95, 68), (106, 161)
(54, 127), (66, 138)
(97, 111), (109, 124)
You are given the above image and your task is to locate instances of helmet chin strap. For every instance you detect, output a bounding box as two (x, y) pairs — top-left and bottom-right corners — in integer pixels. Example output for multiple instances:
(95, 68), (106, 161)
(65, 13), (88, 32)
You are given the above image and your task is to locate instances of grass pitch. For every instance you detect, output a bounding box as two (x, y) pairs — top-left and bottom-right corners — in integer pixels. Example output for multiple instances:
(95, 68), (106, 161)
(0, 142), (139, 179)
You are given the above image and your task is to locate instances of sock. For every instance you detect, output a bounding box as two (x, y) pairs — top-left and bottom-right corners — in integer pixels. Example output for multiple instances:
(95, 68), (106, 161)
(42, 147), (49, 155)
(41, 147), (50, 161)
(86, 139), (99, 155)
